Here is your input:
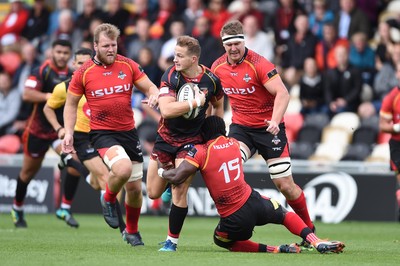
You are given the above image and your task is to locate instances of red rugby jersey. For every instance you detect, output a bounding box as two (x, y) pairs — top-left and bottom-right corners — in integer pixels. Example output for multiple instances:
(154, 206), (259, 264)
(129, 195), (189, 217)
(380, 87), (400, 141)
(68, 55), (146, 131)
(211, 49), (281, 128)
(186, 135), (252, 217)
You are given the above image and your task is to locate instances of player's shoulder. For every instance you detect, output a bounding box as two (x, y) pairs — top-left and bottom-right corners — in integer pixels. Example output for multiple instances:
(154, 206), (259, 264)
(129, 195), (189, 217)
(162, 65), (180, 84)
(245, 49), (270, 65)
(211, 54), (228, 71)
(115, 54), (134, 64)
(74, 59), (96, 77)
(37, 60), (52, 76)
(202, 65), (220, 83)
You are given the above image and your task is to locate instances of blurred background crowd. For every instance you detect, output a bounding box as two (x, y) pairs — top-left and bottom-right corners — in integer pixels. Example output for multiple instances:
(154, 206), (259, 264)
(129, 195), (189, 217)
(0, 0), (398, 162)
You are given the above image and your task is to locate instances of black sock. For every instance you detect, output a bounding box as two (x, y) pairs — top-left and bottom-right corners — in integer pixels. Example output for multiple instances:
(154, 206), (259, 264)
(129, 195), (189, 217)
(68, 159), (90, 178)
(168, 204), (188, 237)
(63, 172), (80, 202)
(15, 176), (29, 204)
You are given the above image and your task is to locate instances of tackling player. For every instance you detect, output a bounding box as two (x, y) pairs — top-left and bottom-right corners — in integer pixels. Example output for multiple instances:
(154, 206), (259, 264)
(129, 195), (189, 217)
(159, 116), (345, 254)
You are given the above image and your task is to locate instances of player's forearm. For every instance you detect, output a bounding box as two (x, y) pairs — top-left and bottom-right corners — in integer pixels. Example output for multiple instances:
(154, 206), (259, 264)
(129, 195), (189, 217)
(63, 104), (77, 135)
(272, 91), (289, 123)
(159, 168), (186, 185)
(23, 89), (50, 103)
(43, 104), (62, 132)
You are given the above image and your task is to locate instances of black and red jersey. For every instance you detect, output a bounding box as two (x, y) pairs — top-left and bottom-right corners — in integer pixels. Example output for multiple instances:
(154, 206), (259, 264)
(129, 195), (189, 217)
(211, 48), (281, 128)
(69, 55), (146, 131)
(25, 60), (73, 139)
(158, 64), (224, 146)
(186, 135), (252, 217)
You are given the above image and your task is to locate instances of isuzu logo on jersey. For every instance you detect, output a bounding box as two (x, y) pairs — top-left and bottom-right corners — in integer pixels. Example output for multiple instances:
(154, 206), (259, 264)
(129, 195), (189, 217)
(90, 84), (131, 97)
(243, 73), (251, 83)
(223, 86), (256, 95)
(118, 71), (127, 80)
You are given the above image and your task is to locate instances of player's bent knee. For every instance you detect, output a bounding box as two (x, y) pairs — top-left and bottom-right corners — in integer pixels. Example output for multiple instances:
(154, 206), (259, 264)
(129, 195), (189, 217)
(213, 232), (233, 250)
(268, 157), (292, 179)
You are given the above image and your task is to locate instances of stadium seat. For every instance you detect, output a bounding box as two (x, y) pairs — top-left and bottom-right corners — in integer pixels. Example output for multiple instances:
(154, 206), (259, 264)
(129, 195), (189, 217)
(303, 113), (330, 130)
(309, 142), (346, 162)
(0, 134), (21, 154)
(321, 126), (352, 147)
(289, 141), (316, 160)
(352, 126), (378, 146)
(329, 112), (360, 134)
(295, 124), (322, 144)
(365, 143), (390, 162)
(286, 97), (302, 114)
(284, 113), (304, 143)
(387, 0), (400, 13)
(341, 143), (372, 161)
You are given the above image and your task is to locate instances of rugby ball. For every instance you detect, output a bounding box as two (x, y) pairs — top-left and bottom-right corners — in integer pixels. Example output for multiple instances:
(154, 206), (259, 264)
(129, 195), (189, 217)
(177, 83), (200, 119)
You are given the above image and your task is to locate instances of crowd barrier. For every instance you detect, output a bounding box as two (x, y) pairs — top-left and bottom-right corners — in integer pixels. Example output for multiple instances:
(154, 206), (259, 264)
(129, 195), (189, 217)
(0, 154), (397, 222)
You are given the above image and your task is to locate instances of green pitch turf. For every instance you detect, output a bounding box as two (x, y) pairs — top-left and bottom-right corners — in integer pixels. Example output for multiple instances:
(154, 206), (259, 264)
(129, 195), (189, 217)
(1, 214), (399, 266)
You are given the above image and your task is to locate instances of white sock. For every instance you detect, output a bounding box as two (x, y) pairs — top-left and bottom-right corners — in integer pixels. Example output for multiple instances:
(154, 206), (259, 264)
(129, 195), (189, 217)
(166, 236), (179, 245)
(61, 203), (71, 209)
(12, 204), (23, 211)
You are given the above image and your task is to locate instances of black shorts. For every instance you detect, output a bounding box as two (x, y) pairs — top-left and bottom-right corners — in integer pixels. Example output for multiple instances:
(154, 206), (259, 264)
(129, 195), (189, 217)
(228, 123), (290, 160)
(389, 139), (400, 171)
(215, 190), (285, 241)
(23, 132), (56, 158)
(89, 129), (143, 163)
(73, 131), (99, 162)
(150, 134), (196, 168)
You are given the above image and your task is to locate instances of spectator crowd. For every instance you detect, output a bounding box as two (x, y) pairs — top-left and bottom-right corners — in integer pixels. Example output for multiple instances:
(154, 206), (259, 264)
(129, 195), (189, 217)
(0, 0), (397, 160)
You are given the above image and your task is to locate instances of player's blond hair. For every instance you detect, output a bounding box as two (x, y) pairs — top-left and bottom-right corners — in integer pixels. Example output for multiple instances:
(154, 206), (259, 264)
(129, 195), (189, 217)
(220, 20), (244, 37)
(176, 35), (201, 58)
(93, 23), (120, 44)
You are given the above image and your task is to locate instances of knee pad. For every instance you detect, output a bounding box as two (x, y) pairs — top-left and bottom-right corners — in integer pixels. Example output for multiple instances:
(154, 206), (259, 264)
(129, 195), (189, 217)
(103, 145), (130, 169)
(268, 157), (292, 179)
(128, 162), (143, 182)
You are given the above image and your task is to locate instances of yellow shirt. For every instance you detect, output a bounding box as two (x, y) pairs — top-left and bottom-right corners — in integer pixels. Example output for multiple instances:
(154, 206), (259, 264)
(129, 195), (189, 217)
(47, 80), (91, 133)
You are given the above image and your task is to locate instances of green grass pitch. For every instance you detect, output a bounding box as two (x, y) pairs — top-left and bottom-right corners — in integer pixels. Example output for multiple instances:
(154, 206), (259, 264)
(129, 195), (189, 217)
(1, 214), (399, 266)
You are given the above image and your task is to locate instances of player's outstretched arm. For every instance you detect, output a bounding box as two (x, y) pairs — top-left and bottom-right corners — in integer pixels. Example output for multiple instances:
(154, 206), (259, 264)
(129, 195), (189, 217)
(159, 160), (198, 185)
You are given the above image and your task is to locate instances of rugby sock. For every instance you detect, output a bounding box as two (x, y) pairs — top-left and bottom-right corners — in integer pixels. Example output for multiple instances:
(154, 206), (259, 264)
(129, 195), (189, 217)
(305, 232), (319, 244)
(67, 159), (90, 178)
(287, 189), (314, 229)
(167, 204), (188, 240)
(104, 183), (118, 203)
(125, 203), (140, 234)
(63, 172), (80, 203)
(14, 176), (29, 206)
(282, 212), (310, 236)
(230, 240), (268, 252)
